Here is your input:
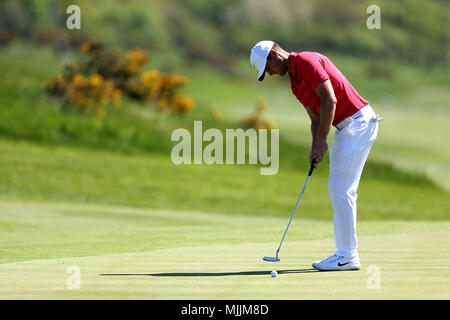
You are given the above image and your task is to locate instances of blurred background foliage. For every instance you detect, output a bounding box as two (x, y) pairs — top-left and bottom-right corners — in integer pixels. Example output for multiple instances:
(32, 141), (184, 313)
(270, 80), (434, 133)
(0, 0), (448, 72)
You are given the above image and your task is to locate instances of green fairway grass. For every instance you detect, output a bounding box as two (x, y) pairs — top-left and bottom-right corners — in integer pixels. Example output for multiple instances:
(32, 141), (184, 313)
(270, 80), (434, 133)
(0, 201), (449, 299)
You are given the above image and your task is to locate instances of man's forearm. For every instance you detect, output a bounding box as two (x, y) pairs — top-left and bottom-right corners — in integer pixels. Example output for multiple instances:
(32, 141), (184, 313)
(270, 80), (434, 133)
(311, 120), (319, 149)
(316, 99), (336, 141)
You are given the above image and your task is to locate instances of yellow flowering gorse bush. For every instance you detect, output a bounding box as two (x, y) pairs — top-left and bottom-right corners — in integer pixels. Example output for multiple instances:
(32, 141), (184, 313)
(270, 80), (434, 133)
(44, 42), (194, 116)
(240, 98), (275, 130)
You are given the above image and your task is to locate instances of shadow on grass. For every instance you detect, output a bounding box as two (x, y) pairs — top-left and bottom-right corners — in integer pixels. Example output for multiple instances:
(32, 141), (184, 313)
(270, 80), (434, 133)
(100, 269), (319, 277)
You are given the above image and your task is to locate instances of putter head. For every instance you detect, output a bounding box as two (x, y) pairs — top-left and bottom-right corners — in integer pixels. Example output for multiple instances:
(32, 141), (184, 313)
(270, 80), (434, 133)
(263, 256), (280, 262)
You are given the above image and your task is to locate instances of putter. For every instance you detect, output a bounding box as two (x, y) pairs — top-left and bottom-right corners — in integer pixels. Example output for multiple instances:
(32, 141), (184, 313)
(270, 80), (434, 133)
(263, 159), (316, 262)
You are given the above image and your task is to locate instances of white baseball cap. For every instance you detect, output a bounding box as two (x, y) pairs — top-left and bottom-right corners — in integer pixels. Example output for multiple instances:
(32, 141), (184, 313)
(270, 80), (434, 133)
(250, 40), (274, 81)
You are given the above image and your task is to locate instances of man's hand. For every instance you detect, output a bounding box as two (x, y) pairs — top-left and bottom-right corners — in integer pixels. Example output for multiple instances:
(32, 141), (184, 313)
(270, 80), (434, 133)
(309, 151), (316, 168)
(311, 138), (328, 166)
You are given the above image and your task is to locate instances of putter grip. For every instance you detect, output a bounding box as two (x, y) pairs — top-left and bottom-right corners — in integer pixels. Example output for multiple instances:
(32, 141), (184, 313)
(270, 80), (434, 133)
(308, 159), (317, 176)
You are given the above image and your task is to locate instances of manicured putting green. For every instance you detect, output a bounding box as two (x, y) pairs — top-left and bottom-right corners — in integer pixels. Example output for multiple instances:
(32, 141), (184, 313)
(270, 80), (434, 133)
(0, 201), (449, 299)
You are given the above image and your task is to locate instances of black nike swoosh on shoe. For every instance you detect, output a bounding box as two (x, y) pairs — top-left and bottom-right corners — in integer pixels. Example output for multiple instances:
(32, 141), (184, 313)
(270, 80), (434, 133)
(337, 261), (351, 267)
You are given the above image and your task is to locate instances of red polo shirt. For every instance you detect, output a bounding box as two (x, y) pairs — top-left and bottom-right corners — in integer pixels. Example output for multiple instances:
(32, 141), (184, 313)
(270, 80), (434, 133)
(289, 52), (368, 125)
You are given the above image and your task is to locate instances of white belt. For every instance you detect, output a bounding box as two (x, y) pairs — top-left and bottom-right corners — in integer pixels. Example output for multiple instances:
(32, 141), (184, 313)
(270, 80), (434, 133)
(335, 105), (382, 130)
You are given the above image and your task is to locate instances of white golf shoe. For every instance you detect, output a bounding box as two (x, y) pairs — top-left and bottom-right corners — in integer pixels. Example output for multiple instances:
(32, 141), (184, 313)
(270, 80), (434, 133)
(312, 253), (361, 271)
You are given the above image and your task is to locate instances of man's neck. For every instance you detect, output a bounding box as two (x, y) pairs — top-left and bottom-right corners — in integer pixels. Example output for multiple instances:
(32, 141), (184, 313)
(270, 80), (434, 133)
(286, 54), (292, 74)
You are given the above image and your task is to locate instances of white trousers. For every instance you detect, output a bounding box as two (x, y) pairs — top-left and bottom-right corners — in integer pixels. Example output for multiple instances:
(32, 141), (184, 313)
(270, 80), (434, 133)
(329, 105), (378, 257)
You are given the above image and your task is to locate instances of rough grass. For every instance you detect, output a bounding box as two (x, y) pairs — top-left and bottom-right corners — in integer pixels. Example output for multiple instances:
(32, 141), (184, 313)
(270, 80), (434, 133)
(0, 139), (448, 221)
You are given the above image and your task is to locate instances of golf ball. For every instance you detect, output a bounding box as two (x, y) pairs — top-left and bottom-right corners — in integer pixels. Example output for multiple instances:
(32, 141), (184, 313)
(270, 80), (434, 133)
(271, 270), (278, 277)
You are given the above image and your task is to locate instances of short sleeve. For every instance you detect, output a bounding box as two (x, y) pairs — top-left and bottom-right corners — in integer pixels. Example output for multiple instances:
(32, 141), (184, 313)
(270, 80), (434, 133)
(299, 53), (329, 90)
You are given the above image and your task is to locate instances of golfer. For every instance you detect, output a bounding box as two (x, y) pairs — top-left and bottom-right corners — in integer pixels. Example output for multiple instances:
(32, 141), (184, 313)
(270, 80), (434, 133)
(250, 41), (381, 271)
